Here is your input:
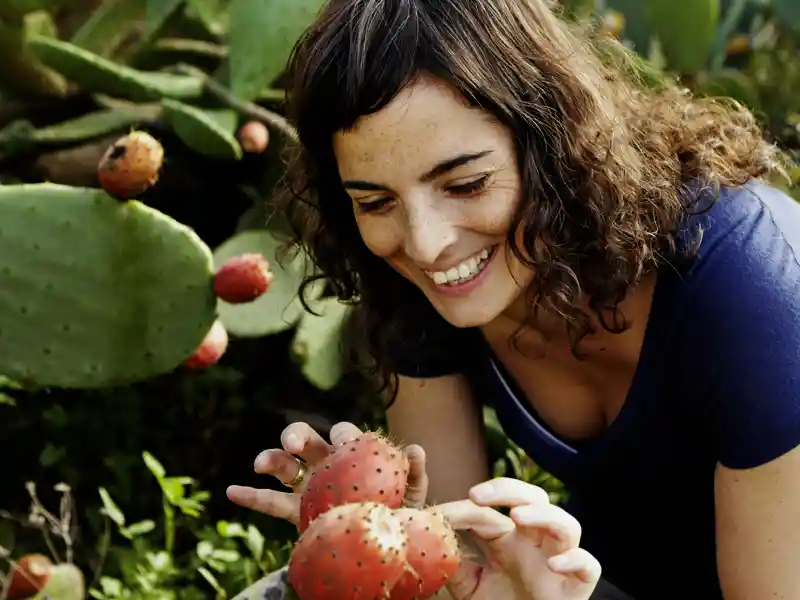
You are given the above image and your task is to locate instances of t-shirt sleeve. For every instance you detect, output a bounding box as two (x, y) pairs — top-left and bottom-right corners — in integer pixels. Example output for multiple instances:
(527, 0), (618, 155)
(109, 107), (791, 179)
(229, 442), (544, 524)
(692, 184), (800, 469)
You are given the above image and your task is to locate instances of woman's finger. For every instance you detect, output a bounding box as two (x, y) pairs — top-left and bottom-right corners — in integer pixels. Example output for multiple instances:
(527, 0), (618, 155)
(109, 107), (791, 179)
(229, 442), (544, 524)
(547, 547), (602, 584)
(226, 485), (299, 525)
(404, 444), (429, 509)
(469, 477), (551, 508)
(253, 449), (305, 488)
(280, 422), (333, 464)
(433, 499), (515, 541)
(510, 503), (582, 550)
(329, 422), (364, 447)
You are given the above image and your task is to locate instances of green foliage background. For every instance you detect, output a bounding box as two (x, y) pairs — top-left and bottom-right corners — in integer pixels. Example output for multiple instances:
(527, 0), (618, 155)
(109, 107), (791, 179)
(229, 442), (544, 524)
(0, 0), (798, 598)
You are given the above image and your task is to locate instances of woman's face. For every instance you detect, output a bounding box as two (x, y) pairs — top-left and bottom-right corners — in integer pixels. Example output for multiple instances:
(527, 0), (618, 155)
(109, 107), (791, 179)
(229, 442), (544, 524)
(333, 75), (534, 328)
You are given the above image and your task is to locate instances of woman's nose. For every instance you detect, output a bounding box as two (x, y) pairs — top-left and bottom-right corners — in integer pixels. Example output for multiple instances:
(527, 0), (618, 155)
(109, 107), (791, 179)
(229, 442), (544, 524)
(402, 202), (458, 266)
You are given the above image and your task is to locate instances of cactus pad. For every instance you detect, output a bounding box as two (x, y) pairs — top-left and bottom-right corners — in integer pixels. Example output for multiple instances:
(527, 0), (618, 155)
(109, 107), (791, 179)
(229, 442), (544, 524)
(0, 184), (217, 388)
(212, 229), (323, 337)
(26, 34), (204, 101)
(161, 99), (242, 160)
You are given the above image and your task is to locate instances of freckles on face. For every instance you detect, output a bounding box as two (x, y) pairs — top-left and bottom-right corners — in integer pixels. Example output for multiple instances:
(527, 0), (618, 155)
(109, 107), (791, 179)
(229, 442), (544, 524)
(332, 75), (522, 262)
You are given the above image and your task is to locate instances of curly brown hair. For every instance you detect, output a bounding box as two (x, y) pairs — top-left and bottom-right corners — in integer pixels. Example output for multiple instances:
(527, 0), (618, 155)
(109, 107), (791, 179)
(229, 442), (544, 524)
(277, 0), (788, 395)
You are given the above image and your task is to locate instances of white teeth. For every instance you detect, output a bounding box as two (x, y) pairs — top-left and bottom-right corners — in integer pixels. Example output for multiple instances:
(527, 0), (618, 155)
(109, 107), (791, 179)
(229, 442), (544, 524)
(425, 247), (493, 286)
(432, 271), (448, 285)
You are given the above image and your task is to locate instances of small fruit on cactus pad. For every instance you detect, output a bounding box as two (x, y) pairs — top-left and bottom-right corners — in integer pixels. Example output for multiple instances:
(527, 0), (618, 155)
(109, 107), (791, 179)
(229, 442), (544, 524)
(288, 502), (408, 600)
(299, 432), (410, 532)
(390, 507), (462, 600)
(213, 253), (273, 304)
(237, 121), (270, 153)
(185, 320), (228, 368)
(8, 553), (53, 599)
(97, 130), (164, 199)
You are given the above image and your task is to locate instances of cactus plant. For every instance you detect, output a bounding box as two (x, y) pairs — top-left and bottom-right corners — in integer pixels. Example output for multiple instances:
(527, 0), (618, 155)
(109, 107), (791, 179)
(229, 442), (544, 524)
(212, 229), (324, 338)
(0, 183), (218, 388)
(291, 296), (353, 390)
(161, 99), (242, 160)
(26, 34), (204, 101)
(646, 0), (721, 75)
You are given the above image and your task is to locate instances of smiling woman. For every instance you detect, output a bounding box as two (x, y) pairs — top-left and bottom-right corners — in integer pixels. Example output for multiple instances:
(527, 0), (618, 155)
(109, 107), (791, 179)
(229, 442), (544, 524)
(226, 1), (800, 600)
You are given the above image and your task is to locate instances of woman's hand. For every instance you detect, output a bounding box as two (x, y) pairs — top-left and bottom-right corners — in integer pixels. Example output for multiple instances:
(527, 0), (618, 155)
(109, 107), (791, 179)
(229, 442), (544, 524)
(226, 421), (429, 526)
(437, 477), (601, 600)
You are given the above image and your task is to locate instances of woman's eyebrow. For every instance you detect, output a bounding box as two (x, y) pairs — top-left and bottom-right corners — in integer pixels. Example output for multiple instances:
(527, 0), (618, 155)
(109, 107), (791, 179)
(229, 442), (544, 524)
(342, 150), (493, 191)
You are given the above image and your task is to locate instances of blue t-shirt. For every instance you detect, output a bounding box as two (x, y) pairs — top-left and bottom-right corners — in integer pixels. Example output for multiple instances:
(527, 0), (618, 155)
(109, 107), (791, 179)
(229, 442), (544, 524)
(388, 181), (800, 600)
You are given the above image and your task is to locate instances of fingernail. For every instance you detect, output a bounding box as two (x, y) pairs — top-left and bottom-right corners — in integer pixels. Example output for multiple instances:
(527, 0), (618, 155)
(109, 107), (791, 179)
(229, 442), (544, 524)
(549, 555), (569, 570)
(470, 482), (494, 502)
(285, 433), (300, 451)
(254, 451), (268, 470)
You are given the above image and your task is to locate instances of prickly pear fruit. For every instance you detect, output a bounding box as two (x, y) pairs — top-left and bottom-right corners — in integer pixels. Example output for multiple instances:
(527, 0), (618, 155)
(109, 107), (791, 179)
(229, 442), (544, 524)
(97, 130), (164, 199)
(185, 320), (228, 368)
(288, 502), (408, 600)
(214, 253), (273, 304)
(299, 432), (409, 532)
(390, 508), (462, 600)
(8, 553), (53, 599)
(237, 120), (269, 153)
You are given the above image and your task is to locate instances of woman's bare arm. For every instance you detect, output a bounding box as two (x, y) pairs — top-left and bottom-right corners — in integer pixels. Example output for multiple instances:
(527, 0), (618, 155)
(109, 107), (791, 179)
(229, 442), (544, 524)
(387, 374), (491, 505)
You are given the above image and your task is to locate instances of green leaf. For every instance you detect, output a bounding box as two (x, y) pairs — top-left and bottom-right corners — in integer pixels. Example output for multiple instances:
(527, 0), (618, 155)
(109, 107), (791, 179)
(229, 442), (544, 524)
(246, 525), (264, 561)
(142, 451), (166, 480)
(120, 519), (156, 537)
(39, 443), (65, 467)
(160, 477), (187, 503)
(98, 487), (126, 526)
(227, 0), (326, 101)
(217, 520), (246, 537)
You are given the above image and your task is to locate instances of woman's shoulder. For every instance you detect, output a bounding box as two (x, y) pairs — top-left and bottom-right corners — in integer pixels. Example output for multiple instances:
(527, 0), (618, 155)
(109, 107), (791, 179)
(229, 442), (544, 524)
(674, 180), (800, 286)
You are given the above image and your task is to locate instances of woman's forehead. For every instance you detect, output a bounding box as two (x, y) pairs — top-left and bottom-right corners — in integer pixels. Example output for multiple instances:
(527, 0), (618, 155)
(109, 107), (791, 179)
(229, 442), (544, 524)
(332, 77), (506, 177)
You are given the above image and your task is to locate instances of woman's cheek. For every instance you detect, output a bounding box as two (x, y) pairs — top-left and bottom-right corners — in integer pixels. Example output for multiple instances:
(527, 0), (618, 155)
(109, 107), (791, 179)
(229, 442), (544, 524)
(355, 217), (403, 258)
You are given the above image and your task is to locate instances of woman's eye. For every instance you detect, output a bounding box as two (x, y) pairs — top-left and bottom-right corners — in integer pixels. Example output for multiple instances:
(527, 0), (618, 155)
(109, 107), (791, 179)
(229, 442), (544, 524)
(446, 175), (490, 196)
(355, 197), (394, 214)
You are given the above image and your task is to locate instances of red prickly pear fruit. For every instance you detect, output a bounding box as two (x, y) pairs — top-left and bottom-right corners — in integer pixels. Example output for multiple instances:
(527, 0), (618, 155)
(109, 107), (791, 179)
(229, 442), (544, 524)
(213, 253), (273, 304)
(390, 507), (462, 600)
(97, 130), (164, 199)
(288, 502), (408, 600)
(298, 432), (410, 532)
(185, 320), (228, 369)
(8, 553), (53, 599)
(237, 120), (269, 153)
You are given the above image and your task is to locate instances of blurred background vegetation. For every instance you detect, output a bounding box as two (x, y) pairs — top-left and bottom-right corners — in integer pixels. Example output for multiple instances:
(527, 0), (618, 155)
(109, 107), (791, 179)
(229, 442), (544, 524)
(0, 0), (797, 598)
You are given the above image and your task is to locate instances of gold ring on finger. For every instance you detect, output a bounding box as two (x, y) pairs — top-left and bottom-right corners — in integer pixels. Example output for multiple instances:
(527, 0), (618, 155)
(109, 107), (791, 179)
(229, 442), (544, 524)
(286, 458), (307, 489)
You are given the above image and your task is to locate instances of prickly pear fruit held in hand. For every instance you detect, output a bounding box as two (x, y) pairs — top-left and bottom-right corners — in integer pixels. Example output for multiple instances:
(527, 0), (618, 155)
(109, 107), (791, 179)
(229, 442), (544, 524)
(8, 553), (53, 599)
(288, 502), (409, 600)
(185, 320), (228, 368)
(237, 120), (269, 153)
(390, 508), (462, 600)
(97, 131), (164, 199)
(299, 432), (410, 532)
(213, 253), (273, 304)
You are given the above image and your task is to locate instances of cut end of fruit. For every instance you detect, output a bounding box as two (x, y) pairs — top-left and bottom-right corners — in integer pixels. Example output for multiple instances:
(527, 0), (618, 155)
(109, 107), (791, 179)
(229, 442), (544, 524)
(366, 503), (408, 554)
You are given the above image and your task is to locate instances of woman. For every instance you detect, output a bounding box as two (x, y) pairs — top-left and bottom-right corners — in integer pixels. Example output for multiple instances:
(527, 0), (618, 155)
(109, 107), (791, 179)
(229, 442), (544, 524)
(227, 0), (800, 598)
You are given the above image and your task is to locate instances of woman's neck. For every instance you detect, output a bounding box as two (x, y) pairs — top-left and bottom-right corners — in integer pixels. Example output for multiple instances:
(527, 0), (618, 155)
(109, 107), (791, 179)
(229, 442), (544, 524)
(481, 272), (658, 362)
